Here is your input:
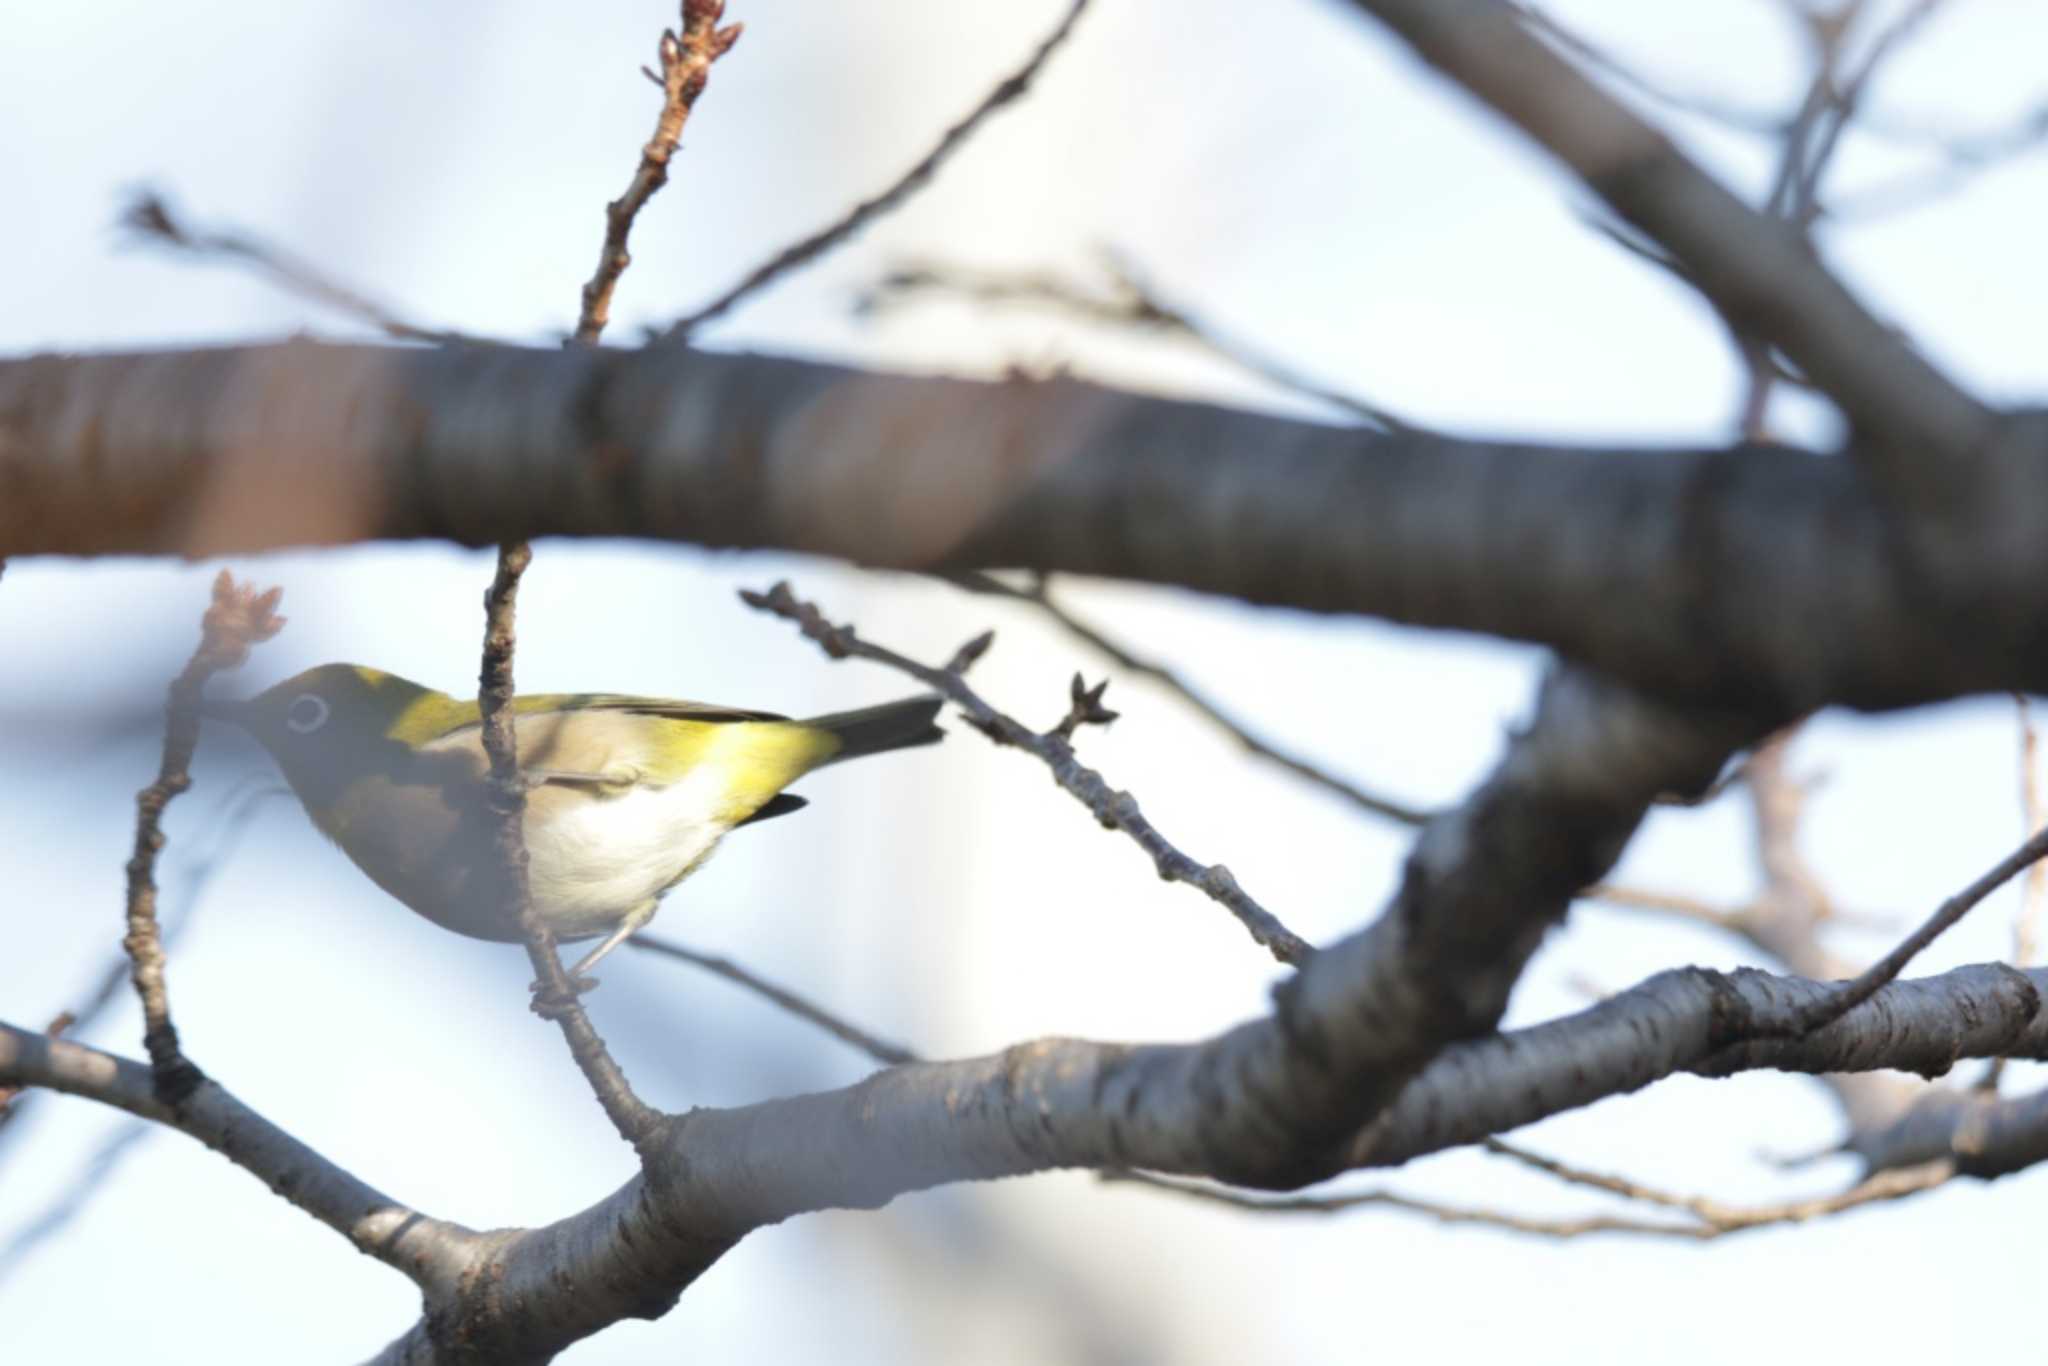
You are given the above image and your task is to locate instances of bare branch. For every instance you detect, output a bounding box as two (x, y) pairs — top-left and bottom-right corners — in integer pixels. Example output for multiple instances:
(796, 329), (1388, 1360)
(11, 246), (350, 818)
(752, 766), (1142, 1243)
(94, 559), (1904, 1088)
(1483, 1138), (1951, 1234)
(2012, 695), (2047, 972)
(1339, 0), (1995, 509)
(740, 579), (1313, 965)
(1119, 1146), (1950, 1241)
(861, 251), (1417, 432)
(1771, 2), (1947, 231)
(0, 1123), (153, 1287)
(464, 2), (751, 1149)
(665, 0), (1092, 339)
(1791, 816), (2048, 1036)
(1356, 960), (2043, 1168)
(123, 572), (283, 1101)
(0, 782), (282, 1153)
(478, 543), (664, 1149)
(1109, 1168), (1702, 1240)
(1578, 882), (1750, 931)
(1827, 101), (2048, 219)
(12, 954), (2043, 1359)
(11, 342), (2048, 715)
(627, 933), (919, 1066)
(574, 0), (743, 343)
(939, 570), (1431, 826)
(0, 1023), (476, 1294)
(117, 191), (489, 346)
(1513, 5), (1786, 136)
(1844, 1078), (2048, 1177)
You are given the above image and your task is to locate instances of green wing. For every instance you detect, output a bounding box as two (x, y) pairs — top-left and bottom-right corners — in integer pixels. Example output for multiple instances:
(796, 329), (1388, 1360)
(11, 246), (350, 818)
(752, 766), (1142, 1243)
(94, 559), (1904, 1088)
(402, 692), (790, 746)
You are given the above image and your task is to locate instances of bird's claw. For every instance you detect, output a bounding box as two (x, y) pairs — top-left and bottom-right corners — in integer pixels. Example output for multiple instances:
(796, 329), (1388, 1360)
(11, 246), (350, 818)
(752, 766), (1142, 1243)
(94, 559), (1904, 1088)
(527, 973), (599, 1017)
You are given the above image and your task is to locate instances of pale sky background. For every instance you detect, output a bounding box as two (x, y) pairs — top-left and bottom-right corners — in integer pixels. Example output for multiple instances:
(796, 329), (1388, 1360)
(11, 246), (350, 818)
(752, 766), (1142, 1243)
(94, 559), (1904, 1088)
(4, 2), (2047, 1362)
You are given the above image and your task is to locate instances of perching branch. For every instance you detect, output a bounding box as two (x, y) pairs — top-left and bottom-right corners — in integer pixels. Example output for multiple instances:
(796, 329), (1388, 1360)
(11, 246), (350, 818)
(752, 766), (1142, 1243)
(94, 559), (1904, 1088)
(476, 540), (661, 1153)
(471, 1), (745, 1151)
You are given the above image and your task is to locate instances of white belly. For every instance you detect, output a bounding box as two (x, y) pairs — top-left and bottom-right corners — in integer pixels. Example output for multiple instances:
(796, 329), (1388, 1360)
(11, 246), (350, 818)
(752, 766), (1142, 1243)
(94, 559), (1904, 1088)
(522, 766), (732, 937)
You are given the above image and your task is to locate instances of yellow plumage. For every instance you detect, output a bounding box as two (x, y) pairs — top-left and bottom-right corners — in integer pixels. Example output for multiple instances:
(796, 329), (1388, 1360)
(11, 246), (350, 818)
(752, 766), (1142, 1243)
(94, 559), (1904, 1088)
(213, 663), (942, 979)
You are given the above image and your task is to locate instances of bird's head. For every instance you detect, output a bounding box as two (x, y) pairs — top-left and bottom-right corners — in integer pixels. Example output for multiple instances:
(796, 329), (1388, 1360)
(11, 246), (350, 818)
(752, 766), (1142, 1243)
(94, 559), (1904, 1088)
(205, 663), (450, 810)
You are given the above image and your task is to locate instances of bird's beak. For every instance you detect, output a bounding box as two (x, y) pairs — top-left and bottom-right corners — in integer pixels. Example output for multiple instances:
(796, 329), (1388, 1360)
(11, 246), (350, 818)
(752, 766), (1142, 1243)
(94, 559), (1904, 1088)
(199, 696), (251, 727)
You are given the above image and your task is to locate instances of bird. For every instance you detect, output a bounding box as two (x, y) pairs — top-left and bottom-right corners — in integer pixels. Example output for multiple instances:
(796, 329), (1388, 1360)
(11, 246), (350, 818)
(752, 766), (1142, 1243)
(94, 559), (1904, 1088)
(206, 663), (943, 985)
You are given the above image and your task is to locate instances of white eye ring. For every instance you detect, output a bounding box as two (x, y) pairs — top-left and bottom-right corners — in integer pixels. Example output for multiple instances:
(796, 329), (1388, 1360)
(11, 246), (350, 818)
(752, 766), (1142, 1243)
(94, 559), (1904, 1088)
(285, 693), (331, 735)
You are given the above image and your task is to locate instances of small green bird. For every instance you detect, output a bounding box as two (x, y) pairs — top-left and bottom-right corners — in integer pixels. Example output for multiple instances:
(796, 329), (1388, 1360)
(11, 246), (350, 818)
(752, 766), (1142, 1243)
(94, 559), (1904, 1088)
(208, 664), (943, 982)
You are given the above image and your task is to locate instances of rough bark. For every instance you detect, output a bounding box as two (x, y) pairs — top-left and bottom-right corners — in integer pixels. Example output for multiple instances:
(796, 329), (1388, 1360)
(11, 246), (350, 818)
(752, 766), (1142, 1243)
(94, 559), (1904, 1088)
(6, 342), (2048, 715)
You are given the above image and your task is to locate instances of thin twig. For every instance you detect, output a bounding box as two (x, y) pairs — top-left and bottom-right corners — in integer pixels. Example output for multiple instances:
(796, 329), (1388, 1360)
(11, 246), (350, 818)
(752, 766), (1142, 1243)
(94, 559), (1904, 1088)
(475, 2), (745, 1149)
(664, 0), (1092, 339)
(628, 934), (919, 1066)
(741, 581), (1313, 966)
(939, 571), (1430, 824)
(1119, 1141), (1948, 1241)
(1788, 1), (1948, 227)
(1513, 4), (1788, 136)
(1982, 694), (2048, 1092)
(0, 1122), (154, 1288)
(1827, 101), (2048, 220)
(123, 572), (283, 1103)
(479, 544), (663, 1149)
(574, 0), (742, 343)
(0, 781), (282, 1149)
(2011, 694), (2047, 973)
(117, 191), (489, 347)
(1108, 1168), (1698, 1239)
(1483, 1138), (1952, 1232)
(861, 252), (1417, 432)
(1794, 820), (2048, 1036)
(1578, 882), (1749, 931)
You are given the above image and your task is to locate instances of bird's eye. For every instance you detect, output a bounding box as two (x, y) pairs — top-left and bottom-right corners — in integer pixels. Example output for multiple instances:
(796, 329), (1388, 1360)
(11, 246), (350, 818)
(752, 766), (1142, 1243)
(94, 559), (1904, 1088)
(285, 693), (331, 735)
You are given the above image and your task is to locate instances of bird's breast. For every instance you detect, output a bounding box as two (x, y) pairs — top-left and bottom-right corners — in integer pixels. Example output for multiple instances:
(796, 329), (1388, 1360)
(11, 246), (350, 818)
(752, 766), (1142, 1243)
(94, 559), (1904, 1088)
(523, 766), (732, 935)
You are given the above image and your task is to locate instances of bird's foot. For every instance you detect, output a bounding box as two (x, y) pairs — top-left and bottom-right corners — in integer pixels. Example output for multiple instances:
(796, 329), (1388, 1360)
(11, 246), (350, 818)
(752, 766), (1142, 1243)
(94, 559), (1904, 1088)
(527, 973), (599, 1017)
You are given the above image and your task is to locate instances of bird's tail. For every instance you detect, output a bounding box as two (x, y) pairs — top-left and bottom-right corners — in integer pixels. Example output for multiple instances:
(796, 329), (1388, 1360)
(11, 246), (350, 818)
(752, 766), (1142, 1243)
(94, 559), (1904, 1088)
(805, 695), (945, 763)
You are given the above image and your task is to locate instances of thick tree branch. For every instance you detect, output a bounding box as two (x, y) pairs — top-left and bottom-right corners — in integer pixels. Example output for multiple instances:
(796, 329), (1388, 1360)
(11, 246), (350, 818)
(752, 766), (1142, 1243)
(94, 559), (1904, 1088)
(1339, 0), (1996, 513)
(9, 342), (2048, 715)
(1842, 1079), (2048, 1178)
(11, 953), (2041, 1362)
(1356, 961), (2042, 1168)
